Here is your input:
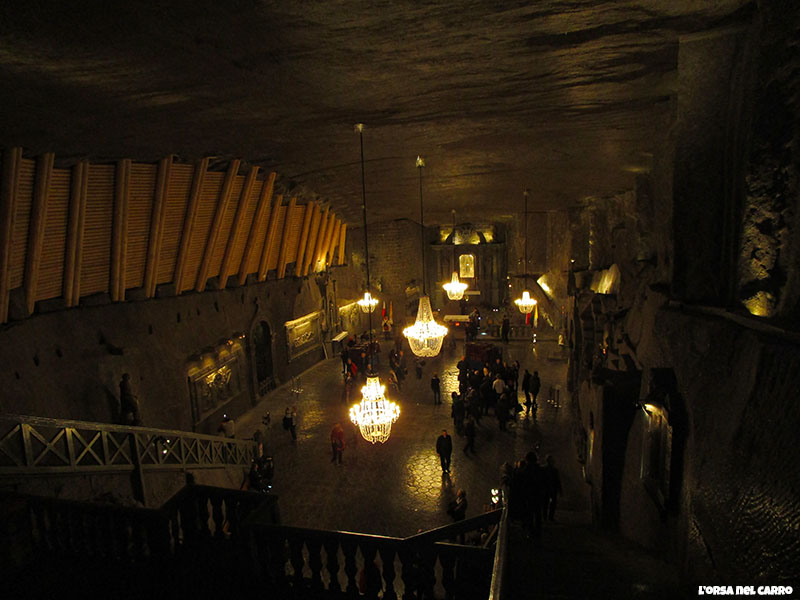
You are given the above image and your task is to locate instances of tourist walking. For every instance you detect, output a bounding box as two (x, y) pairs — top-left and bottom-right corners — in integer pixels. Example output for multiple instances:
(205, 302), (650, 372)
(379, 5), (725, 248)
(522, 369), (532, 412)
(436, 429), (453, 473)
(447, 489), (468, 522)
(431, 372), (441, 405)
(283, 407), (297, 441)
(531, 371), (541, 404)
(330, 423), (345, 465)
(451, 392), (466, 435)
(500, 313), (510, 343)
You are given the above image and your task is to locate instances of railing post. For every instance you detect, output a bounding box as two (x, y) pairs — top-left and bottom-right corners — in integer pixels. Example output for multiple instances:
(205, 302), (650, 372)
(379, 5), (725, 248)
(21, 423), (33, 467)
(129, 432), (147, 507)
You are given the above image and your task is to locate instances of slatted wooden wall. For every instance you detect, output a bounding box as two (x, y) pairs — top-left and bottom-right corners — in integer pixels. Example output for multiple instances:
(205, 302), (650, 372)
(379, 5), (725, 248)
(0, 148), (347, 323)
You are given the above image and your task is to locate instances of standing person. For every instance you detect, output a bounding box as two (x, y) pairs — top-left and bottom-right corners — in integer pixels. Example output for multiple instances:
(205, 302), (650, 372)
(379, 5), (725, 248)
(436, 429), (453, 473)
(343, 371), (355, 405)
(543, 455), (562, 521)
(511, 360), (520, 393)
(451, 392), (465, 435)
(501, 313), (510, 343)
(496, 393), (510, 431)
(463, 416), (476, 455)
(330, 423), (345, 465)
(522, 369), (532, 413)
(289, 406), (298, 441)
(492, 374), (506, 413)
(431, 372), (441, 405)
(282, 408), (294, 439)
(340, 346), (349, 374)
(348, 358), (358, 379)
(525, 451), (544, 537)
(531, 371), (541, 406)
(119, 373), (142, 426)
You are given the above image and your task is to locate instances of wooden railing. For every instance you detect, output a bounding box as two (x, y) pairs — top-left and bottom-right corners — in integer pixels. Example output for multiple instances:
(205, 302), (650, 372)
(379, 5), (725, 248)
(0, 414), (255, 476)
(248, 509), (502, 599)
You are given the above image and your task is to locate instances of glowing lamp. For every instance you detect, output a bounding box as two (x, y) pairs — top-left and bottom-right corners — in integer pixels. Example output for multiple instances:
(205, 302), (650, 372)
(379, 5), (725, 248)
(404, 296), (448, 357)
(357, 291), (379, 313)
(349, 376), (400, 443)
(515, 290), (537, 314)
(443, 271), (468, 300)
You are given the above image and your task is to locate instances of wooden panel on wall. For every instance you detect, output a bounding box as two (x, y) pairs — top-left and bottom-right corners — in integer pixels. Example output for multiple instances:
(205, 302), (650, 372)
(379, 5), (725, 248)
(9, 158), (35, 290)
(208, 173), (244, 282)
(284, 200), (304, 267)
(157, 162), (192, 284)
(0, 147), (22, 322)
(64, 161), (88, 306)
(126, 162), (157, 291)
(263, 201), (285, 275)
(276, 197), (297, 278)
(337, 223), (347, 265)
(309, 207), (329, 275)
(37, 168), (69, 301)
(111, 159), (130, 301)
(24, 153), (54, 314)
(172, 158), (209, 291)
(219, 167), (258, 287)
(239, 174), (276, 284)
(144, 157), (171, 297)
(81, 164), (114, 297)
(294, 202), (314, 277)
(182, 170), (221, 292)
(301, 204), (322, 276)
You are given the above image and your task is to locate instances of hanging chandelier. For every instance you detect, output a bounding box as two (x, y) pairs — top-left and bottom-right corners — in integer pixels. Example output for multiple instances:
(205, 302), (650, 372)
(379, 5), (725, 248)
(349, 123), (399, 444)
(443, 271), (468, 301)
(515, 290), (537, 314)
(442, 210), (468, 301)
(515, 189), (537, 315)
(404, 156), (448, 357)
(357, 291), (379, 313)
(349, 376), (400, 444)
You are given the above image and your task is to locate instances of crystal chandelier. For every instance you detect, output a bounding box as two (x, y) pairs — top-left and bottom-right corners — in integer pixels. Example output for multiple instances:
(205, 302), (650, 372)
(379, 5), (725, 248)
(349, 376), (400, 444)
(442, 210), (468, 301)
(349, 124), (399, 444)
(404, 156), (447, 357)
(443, 271), (467, 301)
(357, 291), (379, 313)
(516, 190), (536, 314)
(515, 290), (537, 314)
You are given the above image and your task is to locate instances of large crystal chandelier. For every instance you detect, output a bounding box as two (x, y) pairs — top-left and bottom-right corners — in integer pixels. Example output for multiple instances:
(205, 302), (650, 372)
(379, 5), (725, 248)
(515, 190), (537, 314)
(349, 376), (400, 444)
(404, 156), (447, 357)
(349, 124), (399, 444)
(442, 210), (468, 301)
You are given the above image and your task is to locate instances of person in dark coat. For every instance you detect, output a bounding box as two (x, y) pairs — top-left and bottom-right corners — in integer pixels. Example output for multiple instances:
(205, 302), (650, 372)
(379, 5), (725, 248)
(431, 372), (441, 404)
(451, 392), (466, 435)
(543, 455), (562, 521)
(500, 314), (510, 343)
(522, 369), (532, 412)
(531, 371), (541, 404)
(415, 357), (424, 380)
(330, 423), (345, 465)
(340, 346), (349, 374)
(436, 429), (453, 473)
(525, 451), (544, 537)
(463, 416), (477, 455)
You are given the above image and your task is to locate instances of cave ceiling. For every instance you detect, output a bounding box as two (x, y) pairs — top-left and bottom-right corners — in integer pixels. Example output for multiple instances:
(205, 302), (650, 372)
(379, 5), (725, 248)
(0, 0), (751, 225)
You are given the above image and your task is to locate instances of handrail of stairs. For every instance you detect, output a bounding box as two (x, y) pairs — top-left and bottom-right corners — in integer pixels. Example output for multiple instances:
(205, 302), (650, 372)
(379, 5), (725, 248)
(247, 510), (500, 599)
(0, 413), (256, 476)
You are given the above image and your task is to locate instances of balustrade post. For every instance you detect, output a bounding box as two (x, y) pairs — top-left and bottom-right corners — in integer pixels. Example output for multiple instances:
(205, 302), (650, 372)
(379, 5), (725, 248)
(210, 494), (225, 539)
(439, 551), (456, 600)
(323, 539), (342, 595)
(342, 539), (359, 598)
(380, 547), (398, 600)
(307, 537), (324, 592)
(288, 536), (306, 591)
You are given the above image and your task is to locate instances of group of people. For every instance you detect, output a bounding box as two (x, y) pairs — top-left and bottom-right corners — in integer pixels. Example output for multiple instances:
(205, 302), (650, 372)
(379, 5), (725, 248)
(505, 451), (562, 537)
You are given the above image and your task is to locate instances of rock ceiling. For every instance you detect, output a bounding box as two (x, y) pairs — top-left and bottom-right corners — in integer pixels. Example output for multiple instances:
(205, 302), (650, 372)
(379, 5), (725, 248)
(0, 0), (752, 225)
